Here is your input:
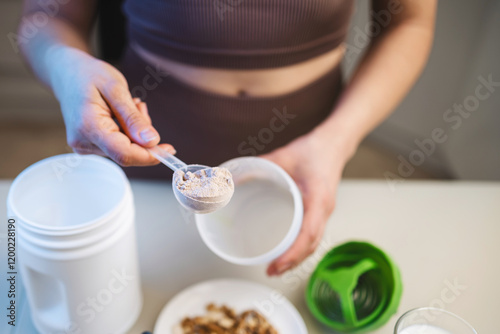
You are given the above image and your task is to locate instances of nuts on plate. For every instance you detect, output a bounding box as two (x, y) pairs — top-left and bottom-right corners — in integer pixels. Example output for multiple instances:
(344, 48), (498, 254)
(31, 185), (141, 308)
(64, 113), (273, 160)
(174, 303), (279, 334)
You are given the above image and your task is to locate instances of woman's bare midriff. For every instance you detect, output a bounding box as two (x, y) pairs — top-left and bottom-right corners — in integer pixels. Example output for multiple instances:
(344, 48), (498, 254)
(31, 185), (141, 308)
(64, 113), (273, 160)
(133, 44), (345, 97)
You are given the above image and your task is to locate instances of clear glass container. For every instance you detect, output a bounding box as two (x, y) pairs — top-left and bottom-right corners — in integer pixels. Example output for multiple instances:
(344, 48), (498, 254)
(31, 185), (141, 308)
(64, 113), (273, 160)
(394, 307), (477, 334)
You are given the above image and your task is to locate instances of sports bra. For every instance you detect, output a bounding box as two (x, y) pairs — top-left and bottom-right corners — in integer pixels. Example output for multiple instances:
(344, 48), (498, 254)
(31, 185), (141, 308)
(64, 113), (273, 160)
(123, 0), (355, 69)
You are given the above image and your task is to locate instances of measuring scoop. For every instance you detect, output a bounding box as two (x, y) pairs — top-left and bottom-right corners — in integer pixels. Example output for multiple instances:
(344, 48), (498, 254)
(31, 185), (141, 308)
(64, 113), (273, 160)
(148, 146), (234, 214)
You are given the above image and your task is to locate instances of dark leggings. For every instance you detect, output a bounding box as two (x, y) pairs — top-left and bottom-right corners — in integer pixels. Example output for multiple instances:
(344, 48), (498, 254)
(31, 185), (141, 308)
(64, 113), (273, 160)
(119, 47), (343, 179)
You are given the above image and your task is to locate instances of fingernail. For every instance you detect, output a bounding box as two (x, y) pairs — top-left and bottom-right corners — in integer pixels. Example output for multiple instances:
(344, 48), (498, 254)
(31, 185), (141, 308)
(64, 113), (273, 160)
(169, 147), (177, 155)
(140, 128), (158, 143)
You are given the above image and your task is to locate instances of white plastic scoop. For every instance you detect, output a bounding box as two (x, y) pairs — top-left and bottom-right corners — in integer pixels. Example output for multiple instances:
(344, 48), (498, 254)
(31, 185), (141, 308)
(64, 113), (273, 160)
(148, 146), (234, 214)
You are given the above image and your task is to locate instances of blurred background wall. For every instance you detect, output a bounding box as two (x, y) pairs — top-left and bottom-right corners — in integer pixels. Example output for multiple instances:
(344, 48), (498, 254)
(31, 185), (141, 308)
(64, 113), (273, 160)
(0, 0), (498, 180)
(345, 0), (500, 180)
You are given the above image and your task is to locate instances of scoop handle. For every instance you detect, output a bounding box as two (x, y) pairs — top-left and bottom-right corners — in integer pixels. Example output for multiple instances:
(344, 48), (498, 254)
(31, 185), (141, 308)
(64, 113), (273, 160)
(148, 146), (187, 171)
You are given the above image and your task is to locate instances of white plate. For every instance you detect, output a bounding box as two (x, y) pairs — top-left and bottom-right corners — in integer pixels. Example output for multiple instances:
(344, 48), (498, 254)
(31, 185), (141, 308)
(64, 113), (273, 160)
(154, 278), (308, 334)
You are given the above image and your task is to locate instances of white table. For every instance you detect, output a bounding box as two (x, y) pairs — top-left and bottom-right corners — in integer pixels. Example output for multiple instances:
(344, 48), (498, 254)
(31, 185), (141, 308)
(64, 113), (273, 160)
(1, 180), (499, 333)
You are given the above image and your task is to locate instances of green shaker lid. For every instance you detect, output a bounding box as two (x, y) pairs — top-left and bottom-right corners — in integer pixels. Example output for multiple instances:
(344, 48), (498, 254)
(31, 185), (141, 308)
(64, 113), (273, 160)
(306, 241), (403, 333)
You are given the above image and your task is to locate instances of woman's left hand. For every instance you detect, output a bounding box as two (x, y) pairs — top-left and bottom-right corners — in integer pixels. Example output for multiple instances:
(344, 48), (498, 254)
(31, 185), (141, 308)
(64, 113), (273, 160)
(260, 131), (351, 276)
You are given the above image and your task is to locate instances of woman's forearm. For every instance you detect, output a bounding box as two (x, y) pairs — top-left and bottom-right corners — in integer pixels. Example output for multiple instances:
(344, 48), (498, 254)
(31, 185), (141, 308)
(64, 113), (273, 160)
(18, 1), (95, 90)
(314, 2), (437, 160)
(19, 16), (89, 91)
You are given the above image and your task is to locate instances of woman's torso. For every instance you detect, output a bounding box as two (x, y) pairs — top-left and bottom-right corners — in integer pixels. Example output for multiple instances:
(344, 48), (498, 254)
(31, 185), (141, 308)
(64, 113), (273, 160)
(132, 44), (346, 97)
(123, 0), (355, 97)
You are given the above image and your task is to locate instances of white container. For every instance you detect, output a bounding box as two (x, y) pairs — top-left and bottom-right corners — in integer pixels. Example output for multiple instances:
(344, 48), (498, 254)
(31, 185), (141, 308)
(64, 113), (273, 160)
(7, 154), (142, 334)
(196, 157), (303, 265)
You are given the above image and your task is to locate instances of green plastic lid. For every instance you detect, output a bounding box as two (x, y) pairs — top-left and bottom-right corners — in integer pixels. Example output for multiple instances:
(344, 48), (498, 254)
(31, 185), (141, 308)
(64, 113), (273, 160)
(306, 241), (403, 333)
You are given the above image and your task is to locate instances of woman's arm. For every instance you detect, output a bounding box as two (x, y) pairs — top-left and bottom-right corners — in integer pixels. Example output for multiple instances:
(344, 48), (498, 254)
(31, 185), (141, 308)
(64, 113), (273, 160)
(19, 0), (96, 87)
(314, 0), (437, 159)
(265, 0), (437, 275)
(18, 0), (174, 166)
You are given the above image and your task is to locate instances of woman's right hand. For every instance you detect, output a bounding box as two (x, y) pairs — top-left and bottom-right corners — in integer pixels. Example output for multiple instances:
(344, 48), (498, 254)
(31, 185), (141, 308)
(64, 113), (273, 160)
(49, 46), (175, 166)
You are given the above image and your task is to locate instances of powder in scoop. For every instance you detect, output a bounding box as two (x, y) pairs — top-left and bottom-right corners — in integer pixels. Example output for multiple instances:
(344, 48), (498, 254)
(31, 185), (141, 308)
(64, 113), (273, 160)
(174, 167), (234, 199)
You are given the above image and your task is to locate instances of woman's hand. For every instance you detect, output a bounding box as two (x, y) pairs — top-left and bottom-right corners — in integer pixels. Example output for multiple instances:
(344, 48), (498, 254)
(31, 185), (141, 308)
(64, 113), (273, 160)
(261, 131), (351, 276)
(50, 47), (175, 166)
